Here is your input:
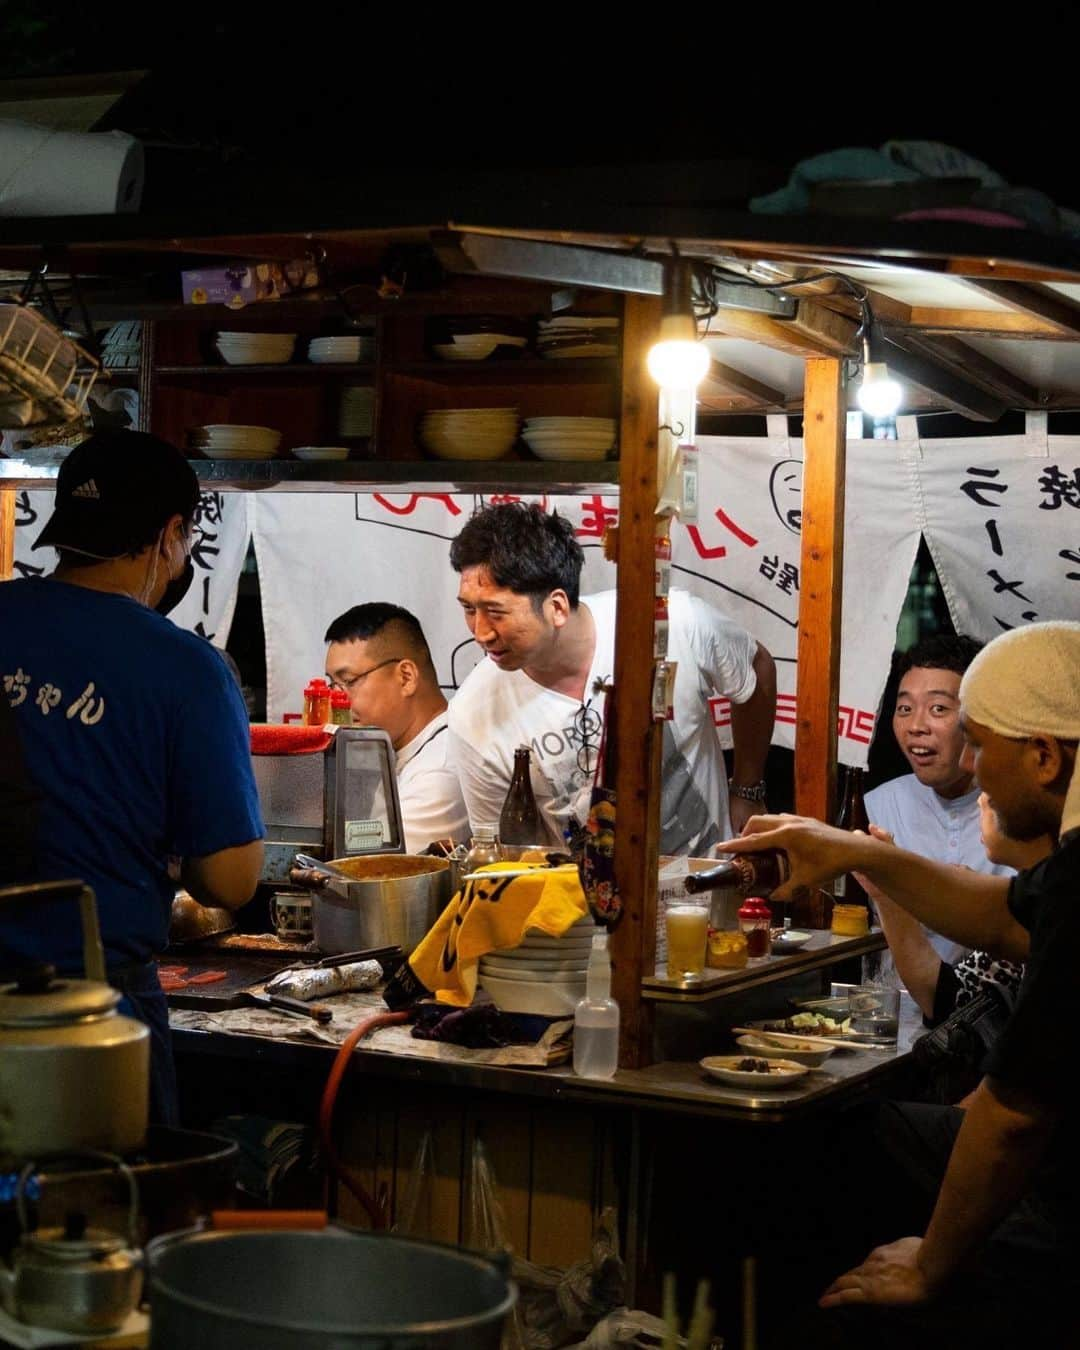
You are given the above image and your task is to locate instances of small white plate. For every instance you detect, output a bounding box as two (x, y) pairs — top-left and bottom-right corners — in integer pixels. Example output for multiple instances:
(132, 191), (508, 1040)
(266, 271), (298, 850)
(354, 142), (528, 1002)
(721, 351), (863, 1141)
(700, 1055), (810, 1088)
(771, 929), (814, 953)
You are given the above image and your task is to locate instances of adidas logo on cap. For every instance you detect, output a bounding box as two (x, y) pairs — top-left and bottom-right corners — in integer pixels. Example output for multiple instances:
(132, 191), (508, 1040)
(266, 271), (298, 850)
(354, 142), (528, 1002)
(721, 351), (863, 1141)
(71, 479), (100, 500)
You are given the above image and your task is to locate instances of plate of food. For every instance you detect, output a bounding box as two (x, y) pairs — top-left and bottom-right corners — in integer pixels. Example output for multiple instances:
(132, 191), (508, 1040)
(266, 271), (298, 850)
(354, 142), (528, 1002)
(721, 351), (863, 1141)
(700, 1055), (810, 1088)
(742, 1012), (891, 1047)
(735, 1033), (836, 1068)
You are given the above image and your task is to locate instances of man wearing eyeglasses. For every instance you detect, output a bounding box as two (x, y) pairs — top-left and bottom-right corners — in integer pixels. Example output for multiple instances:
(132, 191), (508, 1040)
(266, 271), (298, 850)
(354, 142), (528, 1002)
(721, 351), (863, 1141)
(325, 603), (468, 854)
(447, 502), (776, 855)
(0, 431), (264, 1126)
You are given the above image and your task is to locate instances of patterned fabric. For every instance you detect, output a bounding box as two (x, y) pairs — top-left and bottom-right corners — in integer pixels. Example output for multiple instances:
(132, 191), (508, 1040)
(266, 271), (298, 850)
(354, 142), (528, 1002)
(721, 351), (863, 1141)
(952, 949), (1024, 1008)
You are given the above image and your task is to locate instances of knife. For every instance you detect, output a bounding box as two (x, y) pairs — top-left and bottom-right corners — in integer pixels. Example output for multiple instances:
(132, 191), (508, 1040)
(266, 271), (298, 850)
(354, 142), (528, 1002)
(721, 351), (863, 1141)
(167, 989), (333, 1024)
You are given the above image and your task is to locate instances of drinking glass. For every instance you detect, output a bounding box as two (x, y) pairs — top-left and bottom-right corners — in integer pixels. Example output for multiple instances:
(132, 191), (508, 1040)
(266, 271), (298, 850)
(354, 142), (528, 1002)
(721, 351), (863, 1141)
(665, 896), (710, 981)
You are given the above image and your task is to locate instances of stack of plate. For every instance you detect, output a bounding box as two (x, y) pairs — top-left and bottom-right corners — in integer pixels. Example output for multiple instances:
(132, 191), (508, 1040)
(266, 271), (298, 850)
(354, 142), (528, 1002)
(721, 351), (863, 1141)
(419, 407), (518, 461)
(338, 385), (375, 438)
(214, 332), (296, 366)
(478, 916), (597, 1015)
(188, 424), (282, 459)
(100, 321), (142, 370)
(308, 335), (375, 365)
(537, 316), (619, 359)
(521, 417), (617, 462)
(431, 333), (529, 361)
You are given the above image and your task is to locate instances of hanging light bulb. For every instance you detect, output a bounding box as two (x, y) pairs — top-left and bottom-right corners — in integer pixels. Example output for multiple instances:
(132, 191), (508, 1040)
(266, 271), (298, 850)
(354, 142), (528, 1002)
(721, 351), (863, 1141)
(647, 256), (711, 390)
(857, 334), (903, 419)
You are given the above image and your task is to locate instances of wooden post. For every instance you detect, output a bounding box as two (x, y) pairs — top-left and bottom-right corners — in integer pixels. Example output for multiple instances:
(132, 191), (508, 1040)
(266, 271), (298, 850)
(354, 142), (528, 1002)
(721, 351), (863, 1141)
(793, 357), (846, 928)
(611, 293), (662, 1068)
(0, 488), (15, 580)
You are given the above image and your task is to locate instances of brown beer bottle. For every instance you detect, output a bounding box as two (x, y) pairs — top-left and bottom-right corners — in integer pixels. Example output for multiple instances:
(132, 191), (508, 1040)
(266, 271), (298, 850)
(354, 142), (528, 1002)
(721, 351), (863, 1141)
(833, 766), (871, 911)
(499, 745), (543, 849)
(683, 849), (789, 898)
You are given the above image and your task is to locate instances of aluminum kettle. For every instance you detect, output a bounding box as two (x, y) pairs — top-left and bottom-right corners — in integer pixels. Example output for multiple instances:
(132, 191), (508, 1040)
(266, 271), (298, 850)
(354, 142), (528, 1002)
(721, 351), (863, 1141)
(0, 880), (149, 1165)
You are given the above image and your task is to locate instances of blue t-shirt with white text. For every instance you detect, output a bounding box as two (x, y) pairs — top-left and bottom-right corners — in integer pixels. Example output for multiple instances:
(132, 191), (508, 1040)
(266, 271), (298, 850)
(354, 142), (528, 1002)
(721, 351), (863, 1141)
(0, 578), (263, 970)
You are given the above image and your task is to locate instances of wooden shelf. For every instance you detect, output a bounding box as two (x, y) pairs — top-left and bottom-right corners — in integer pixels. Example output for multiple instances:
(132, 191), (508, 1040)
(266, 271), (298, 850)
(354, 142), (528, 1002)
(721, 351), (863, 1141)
(154, 363), (376, 377)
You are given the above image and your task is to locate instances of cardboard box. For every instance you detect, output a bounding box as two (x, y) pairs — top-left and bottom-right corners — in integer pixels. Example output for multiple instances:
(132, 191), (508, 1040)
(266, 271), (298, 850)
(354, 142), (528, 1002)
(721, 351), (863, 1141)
(181, 257), (322, 308)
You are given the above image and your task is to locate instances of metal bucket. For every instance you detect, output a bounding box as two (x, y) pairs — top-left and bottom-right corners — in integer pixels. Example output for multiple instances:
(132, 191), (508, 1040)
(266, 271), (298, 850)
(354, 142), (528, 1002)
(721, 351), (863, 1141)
(312, 855), (450, 957)
(146, 1226), (515, 1349)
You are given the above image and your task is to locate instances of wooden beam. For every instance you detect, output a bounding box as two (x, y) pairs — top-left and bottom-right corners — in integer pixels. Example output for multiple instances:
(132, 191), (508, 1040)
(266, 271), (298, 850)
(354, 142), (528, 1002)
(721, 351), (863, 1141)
(890, 333), (1041, 408)
(709, 298), (858, 358)
(700, 356), (786, 409)
(611, 292), (662, 1070)
(794, 358), (845, 929)
(0, 488), (14, 580)
(960, 280), (1080, 336)
(906, 307), (1064, 339)
(878, 336), (1007, 421)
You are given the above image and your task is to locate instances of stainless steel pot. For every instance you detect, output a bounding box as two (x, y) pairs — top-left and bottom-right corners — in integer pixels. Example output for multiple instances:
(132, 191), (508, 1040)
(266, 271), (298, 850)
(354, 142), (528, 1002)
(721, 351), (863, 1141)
(146, 1225), (515, 1349)
(0, 1153), (142, 1336)
(292, 854), (450, 957)
(0, 881), (149, 1165)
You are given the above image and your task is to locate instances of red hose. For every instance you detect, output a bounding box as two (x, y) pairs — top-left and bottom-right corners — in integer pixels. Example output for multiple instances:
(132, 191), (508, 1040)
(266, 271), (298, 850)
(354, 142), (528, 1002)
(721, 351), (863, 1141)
(319, 1009), (410, 1229)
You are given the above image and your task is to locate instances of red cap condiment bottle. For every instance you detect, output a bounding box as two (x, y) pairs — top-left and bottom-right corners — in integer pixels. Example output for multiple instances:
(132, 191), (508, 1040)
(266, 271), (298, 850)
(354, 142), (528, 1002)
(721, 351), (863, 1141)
(302, 678), (332, 726)
(738, 895), (772, 959)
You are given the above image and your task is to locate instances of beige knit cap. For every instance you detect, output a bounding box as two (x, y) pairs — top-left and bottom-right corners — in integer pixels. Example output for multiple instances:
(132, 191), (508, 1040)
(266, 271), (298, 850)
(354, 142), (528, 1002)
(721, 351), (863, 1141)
(960, 621), (1080, 836)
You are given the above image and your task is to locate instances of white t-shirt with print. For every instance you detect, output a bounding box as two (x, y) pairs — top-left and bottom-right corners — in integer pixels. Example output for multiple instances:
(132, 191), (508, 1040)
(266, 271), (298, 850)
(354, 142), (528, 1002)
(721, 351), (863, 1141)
(446, 589), (758, 856)
(395, 710), (469, 854)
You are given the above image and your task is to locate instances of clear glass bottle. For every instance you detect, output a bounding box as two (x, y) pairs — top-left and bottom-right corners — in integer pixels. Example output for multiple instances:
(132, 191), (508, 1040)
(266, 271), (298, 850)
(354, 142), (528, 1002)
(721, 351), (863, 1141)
(573, 931), (619, 1080)
(465, 825), (501, 872)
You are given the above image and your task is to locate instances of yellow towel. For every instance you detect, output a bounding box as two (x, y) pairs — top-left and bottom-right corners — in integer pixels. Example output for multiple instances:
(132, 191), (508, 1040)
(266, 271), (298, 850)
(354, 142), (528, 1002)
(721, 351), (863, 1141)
(409, 862), (589, 1006)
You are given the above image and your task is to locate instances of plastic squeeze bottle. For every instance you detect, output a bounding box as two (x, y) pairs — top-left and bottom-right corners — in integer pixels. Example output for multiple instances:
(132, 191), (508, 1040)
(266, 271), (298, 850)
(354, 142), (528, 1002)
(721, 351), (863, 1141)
(573, 932), (620, 1080)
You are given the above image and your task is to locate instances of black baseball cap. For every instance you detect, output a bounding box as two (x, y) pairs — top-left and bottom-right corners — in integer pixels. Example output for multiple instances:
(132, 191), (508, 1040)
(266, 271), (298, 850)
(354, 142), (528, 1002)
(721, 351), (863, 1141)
(33, 431), (199, 558)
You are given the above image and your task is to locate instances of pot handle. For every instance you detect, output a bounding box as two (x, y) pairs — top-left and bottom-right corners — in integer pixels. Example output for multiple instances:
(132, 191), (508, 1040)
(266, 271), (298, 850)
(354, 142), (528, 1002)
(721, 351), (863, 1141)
(0, 880), (106, 983)
(17, 1151), (140, 1249)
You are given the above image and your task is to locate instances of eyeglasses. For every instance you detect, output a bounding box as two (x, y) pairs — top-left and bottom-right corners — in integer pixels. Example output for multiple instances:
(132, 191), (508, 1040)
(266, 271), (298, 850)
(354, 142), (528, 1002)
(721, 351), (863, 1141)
(573, 699), (603, 776)
(329, 656), (402, 692)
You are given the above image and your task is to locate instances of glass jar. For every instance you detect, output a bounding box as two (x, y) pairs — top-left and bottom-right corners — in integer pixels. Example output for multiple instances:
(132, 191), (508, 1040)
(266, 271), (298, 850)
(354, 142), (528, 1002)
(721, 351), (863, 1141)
(330, 689), (351, 724)
(465, 825), (502, 872)
(738, 895), (772, 959)
(302, 678), (331, 726)
(831, 903), (870, 937)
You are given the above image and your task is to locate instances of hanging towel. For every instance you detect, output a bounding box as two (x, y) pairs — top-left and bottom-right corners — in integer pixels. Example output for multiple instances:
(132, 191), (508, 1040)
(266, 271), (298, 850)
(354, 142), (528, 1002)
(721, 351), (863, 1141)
(250, 724), (334, 755)
(408, 862), (588, 1006)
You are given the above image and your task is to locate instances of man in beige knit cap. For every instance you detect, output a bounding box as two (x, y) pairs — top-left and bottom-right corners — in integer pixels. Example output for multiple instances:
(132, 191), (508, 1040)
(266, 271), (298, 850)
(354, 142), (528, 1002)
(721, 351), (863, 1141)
(724, 621), (1080, 1348)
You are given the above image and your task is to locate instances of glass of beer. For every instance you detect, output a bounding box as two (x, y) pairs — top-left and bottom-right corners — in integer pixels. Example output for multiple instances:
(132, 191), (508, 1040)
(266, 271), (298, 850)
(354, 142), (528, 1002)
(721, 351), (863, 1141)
(665, 896), (710, 981)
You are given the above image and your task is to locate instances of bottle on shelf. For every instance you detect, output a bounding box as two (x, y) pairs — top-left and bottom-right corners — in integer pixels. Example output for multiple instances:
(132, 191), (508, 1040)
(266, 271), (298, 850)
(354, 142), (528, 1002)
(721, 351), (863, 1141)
(499, 746), (543, 860)
(330, 688), (352, 724)
(465, 825), (502, 872)
(302, 678), (332, 726)
(683, 849), (789, 898)
(573, 931), (619, 1080)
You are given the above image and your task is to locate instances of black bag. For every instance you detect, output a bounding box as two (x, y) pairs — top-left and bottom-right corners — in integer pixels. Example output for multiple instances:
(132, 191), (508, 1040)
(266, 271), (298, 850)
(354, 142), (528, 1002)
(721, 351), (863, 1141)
(911, 980), (1017, 1104)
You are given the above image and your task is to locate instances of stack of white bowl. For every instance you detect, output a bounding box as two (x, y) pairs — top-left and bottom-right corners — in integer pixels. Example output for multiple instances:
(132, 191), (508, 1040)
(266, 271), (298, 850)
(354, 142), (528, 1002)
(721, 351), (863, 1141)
(521, 417), (617, 462)
(214, 332), (296, 365)
(537, 316), (619, 359)
(477, 916), (597, 1015)
(431, 332), (528, 361)
(308, 335), (376, 365)
(338, 385), (375, 438)
(188, 424), (281, 459)
(419, 407), (519, 461)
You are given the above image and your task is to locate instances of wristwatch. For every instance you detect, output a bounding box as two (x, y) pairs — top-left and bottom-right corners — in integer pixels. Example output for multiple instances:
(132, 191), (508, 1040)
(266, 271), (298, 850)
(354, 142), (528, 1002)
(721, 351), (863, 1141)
(728, 778), (768, 803)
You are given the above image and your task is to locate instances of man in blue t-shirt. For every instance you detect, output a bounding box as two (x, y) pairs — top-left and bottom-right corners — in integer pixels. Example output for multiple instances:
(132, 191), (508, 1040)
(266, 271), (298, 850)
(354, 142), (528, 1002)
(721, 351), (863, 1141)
(0, 430), (264, 1123)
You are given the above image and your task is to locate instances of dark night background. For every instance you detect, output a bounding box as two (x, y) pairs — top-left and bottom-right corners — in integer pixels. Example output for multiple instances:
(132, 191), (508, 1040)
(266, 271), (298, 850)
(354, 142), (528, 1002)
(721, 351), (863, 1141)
(3, 3), (1079, 218)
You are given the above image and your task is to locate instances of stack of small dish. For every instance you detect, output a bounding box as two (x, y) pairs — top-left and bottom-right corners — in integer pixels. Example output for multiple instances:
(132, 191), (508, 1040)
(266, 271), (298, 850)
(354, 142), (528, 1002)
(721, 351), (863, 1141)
(521, 417), (616, 462)
(307, 335), (375, 365)
(100, 321), (142, 370)
(419, 407), (519, 461)
(537, 316), (619, 359)
(188, 425), (281, 459)
(427, 315), (529, 361)
(214, 332), (296, 366)
(338, 385), (375, 438)
(432, 332), (529, 361)
(292, 446), (350, 462)
(477, 915), (596, 1015)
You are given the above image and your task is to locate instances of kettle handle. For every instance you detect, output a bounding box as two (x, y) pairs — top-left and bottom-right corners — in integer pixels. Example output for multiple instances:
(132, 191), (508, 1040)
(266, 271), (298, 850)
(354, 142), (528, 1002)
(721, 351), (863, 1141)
(0, 880), (106, 983)
(16, 1151), (140, 1249)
